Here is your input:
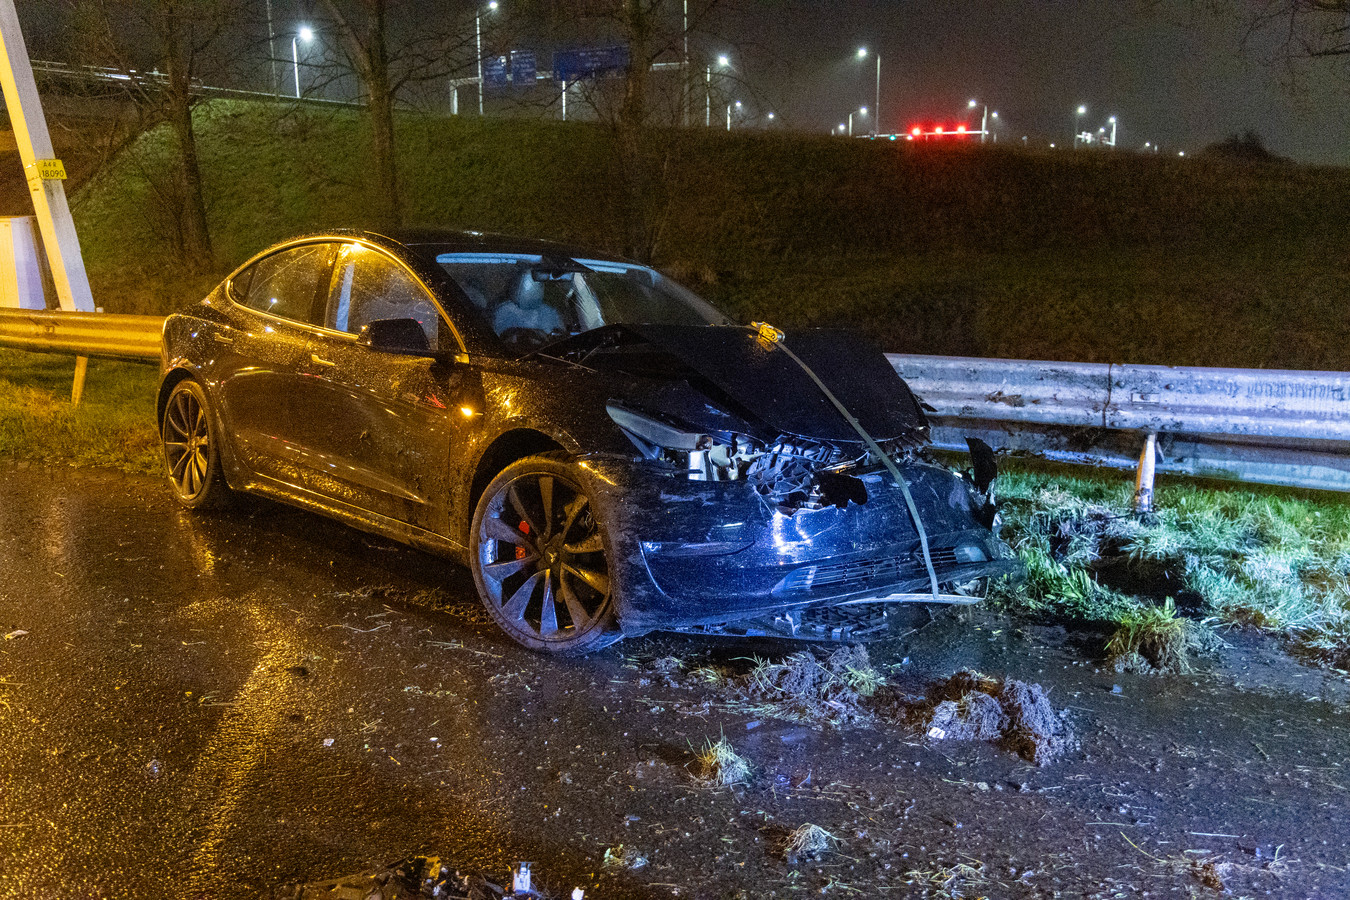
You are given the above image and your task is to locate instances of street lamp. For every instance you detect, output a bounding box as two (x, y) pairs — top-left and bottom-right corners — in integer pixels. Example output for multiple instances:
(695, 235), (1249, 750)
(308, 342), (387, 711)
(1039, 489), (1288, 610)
(848, 106), (867, 137)
(1107, 115), (1117, 148)
(968, 98), (992, 144)
(727, 99), (742, 131)
(476, 0), (499, 116)
(292, 26), (313, 99)
(857, 47), (880, 136)
(707, 54), (730, 127)
(1074, 104), (1086, 147)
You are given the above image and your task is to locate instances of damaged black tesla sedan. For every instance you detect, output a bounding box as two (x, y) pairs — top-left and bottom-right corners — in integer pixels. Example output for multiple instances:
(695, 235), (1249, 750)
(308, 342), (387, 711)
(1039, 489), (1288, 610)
(158, 229), (1015, 653)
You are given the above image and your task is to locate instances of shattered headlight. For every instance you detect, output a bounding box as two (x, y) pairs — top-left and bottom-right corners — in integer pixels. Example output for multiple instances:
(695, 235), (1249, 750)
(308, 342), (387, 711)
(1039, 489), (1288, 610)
(606, 403), (763, 481)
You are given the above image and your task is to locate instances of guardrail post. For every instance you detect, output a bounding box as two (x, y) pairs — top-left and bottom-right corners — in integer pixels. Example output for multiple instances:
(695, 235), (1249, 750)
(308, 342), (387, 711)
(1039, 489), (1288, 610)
(1133, 431), (1157, 516)
(71, 354), (87, 405)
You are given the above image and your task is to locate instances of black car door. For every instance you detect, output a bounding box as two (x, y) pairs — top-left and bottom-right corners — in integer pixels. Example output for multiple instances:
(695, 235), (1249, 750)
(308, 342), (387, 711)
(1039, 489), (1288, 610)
(298, 242), (464, 531)
(215, 241), (337, 485)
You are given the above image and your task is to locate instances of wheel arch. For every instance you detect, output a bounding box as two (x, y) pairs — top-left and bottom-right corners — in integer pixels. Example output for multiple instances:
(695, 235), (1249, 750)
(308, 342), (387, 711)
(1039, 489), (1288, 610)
(466, 428), (567, 537)
(156, 367), (196, 427)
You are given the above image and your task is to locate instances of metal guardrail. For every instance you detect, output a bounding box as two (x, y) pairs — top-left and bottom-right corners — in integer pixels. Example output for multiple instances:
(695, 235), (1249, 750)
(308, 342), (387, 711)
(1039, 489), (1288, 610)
(889, 354), (1350, 494)
(1, 309), (1346, 494)
(0, 308), (162, 362)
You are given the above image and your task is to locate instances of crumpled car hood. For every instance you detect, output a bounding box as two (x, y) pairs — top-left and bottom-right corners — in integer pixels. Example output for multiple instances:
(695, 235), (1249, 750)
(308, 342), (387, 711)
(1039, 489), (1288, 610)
(545, 324), (930, 445)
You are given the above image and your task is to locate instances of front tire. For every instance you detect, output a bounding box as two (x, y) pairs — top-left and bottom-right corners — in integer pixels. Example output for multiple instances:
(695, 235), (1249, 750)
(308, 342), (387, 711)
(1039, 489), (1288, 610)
(470, 456), (621, 654)
(161, 379), (231, 509)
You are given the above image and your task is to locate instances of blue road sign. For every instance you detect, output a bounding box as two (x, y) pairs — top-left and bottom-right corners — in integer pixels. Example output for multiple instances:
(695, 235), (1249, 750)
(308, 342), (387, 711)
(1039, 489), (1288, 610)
(552, 46), (630, 82)
(484, 54), (508, 88)
(510, 51), (537, 86)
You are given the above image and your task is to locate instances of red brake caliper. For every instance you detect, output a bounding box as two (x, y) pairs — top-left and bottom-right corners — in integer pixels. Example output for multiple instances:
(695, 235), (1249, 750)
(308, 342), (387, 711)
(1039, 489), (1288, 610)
(515, 521), (529, 560)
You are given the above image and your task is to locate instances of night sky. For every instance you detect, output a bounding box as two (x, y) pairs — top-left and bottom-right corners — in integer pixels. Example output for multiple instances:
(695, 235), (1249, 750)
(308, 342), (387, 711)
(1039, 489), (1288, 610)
(15, 0), (1350, 165)
(718, 0), (1350, 163)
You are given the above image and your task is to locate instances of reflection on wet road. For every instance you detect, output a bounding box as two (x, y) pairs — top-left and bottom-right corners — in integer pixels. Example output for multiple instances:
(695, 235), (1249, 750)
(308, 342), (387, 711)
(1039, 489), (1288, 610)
(0, 463), (1347, 898)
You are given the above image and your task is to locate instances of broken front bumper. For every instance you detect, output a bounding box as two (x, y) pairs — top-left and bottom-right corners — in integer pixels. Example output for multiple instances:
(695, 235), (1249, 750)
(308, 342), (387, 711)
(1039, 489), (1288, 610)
(579, 456), (1017, 635)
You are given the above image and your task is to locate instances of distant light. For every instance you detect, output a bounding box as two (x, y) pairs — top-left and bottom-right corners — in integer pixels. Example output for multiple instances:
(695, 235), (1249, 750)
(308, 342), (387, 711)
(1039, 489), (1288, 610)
(857, 47), (868, 59)
(488, 0), (498, 8)
(838, 124), (846, 132)
(1076, 105), (1086, 115)
(717, 54), (729, 66)
(767, 112), (775, 120)
(859, 106), (867, 115)
(1109, 115), (1116, 123)
(911, 126), (922, 136)
(935, 125), (944, 134)
(1050, 142), (1056, 148)
(298, 25), (314, 41)
(1178, 150), (1185, 157)
(968, 99), (977, 108)
(460, 406), (476, 417)
(735, 100), (742, 108)
(905, 134), (914, 140)
(991, 111), (999, 118)
(956, 125), (966, 134)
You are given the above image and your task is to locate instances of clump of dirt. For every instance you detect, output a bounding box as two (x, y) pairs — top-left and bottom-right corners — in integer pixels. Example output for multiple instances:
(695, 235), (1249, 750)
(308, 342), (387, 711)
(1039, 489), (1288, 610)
(782, 823), (838, 864)
(912, 669), (1075, 766)
(692, 736), (751, 787)
(737, 645), (884, 726)
(1105, 598), (1216, 675)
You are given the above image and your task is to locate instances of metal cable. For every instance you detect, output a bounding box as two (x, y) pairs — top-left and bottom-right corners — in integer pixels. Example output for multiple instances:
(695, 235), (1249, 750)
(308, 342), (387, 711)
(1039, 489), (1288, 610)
(755, 327), (941, 601)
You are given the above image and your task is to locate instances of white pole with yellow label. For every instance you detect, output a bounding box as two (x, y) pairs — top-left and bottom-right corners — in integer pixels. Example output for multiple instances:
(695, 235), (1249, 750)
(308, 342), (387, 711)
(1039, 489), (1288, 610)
(0, 0), (98, 402)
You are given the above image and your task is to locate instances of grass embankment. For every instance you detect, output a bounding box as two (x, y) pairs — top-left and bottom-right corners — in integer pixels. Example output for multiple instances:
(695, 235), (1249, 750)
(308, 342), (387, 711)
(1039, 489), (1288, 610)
(70, 100), (1350, 369)
(0, 349), (159, 473)
(993, 466), (1350, 669)
(2, 347), (1348, 666)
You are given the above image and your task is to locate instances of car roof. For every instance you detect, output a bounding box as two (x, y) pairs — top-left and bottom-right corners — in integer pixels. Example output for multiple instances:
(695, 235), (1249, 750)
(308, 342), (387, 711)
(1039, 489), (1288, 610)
(367, 228), (633, 266)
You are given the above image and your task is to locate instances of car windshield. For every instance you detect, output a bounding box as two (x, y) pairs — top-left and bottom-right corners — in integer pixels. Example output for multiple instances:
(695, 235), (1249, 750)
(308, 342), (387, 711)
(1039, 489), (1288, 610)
(434, 252), (730, 352)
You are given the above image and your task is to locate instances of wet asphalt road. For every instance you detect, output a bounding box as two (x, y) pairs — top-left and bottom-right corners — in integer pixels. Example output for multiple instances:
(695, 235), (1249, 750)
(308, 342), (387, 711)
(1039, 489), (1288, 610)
(2, 462), (1350, 899)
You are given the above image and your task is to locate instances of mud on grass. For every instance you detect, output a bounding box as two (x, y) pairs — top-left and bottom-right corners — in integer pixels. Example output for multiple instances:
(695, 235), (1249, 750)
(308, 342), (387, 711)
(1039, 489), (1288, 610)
(992, 462), (1350, 670)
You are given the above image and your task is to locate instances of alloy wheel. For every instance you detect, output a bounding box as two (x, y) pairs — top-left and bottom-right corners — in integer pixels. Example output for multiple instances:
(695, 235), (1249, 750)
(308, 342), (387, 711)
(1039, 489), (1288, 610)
(163, 387), (211, 500)
(477, 471), (610, 644)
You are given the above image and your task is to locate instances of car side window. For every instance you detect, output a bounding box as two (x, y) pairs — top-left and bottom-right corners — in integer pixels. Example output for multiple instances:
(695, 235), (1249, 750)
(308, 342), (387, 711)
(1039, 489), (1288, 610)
(236, 243), (335, 324)
(326, 245), (442, 350)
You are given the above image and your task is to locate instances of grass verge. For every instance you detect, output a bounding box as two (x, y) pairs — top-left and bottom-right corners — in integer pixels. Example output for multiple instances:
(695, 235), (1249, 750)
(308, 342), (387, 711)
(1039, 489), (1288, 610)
(992, 462), (1350, 669)
(0, 349), (160, 474)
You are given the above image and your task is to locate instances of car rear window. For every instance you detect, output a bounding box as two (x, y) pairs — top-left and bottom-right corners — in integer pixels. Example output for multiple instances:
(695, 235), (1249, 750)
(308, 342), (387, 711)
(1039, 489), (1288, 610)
(236, 243), (335, 324)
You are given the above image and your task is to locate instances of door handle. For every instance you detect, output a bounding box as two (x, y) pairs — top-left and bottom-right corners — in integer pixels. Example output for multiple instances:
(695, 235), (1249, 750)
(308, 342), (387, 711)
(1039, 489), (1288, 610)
(311, 354), (337, 368)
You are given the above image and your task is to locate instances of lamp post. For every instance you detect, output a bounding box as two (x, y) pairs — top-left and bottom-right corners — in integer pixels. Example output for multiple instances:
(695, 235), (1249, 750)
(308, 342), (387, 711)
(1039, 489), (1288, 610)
(476, 0), (499, 116)
(707, 54), (729, 127)
(968, 99), (989, 143)
(857, 47), (880, 136)
(1108, 115), (1117, 148)
(1073, 104), (1086, 147)
(292, 26), (313, 99)
(727, 99), (741, 131)
(847, 106), (867, 137)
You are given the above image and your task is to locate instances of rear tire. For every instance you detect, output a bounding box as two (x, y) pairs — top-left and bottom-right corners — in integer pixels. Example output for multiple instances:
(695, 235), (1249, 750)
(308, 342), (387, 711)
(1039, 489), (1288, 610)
(469, 455), (622, 654)
(161, 379), (231, 509)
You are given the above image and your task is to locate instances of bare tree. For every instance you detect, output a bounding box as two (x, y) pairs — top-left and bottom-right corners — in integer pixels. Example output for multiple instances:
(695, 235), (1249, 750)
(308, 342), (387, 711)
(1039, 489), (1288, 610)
(312, 1), (483, 228)
(71, 0), (247, 271)
(1185, 0), (1350, 84)
(527, 0), (719, 260)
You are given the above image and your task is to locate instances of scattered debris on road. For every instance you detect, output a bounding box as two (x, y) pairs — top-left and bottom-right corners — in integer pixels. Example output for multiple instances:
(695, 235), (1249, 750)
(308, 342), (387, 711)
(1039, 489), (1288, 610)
(692, 736), (751, 787)
(910, 669), (1076, 765)
(280, 856), (582, 900)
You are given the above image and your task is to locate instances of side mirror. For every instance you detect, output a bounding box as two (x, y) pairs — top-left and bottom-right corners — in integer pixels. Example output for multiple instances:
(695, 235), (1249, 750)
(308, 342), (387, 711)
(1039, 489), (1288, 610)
(358, 318), (432, 355)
